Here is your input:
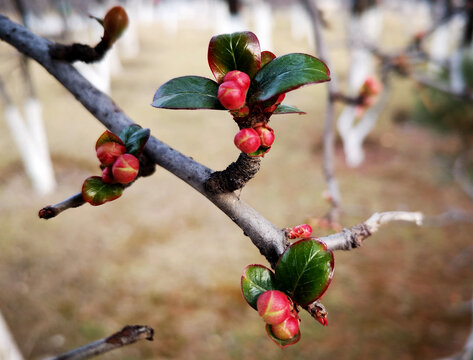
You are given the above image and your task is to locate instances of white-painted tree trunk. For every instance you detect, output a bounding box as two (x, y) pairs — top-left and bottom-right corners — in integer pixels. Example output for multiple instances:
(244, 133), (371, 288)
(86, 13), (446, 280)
(4, 100), (56, 195)
(252, 1), (273, 51)
(336, 6), (384, 168)
(0, 311), (23, 360)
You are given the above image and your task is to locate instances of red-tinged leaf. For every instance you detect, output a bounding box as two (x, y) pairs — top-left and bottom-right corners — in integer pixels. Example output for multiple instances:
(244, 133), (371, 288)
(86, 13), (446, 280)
(249, 53), (330, 103)
(82, 176), (123, 206)
(265, 324), (301, 348)
(241, 264), (277, 310)
(275, 238), (334, 306)
(261, 50), (276, 68)
(95, 130), (124, 150)
(208, 31), (261, 83)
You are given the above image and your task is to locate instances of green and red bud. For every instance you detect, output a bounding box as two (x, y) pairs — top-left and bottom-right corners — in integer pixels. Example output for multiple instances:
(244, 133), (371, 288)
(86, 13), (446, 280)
(231, 105), (250, 118)
(287, 224), (312, 239)
(257, 290), (292, 325)
(218, 81), (247, 110)
(254, 124), (275, 148)
(234, 128), (261, 154)
(223, 70), (250, 91)
(270, 315), (300, 340)
(112, 153), (139, 184)
(102, 6), (129, 44)
(96, 141), (126, 166)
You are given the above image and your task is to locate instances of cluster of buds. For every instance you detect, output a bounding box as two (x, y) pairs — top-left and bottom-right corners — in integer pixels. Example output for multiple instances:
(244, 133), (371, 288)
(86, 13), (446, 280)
(234, 123), (275, 157)
(96, 132), (139, 184)
(287, 224), (313, 239)
(217, 70), (251, 112)
(256, 290), (300, 340)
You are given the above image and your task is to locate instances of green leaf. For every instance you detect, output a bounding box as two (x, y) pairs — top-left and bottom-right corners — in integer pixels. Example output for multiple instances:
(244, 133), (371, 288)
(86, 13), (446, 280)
(95, 130), (124, 150)
(265, 324), (301, 348)
(119, 125), (150, 156)
(82, 176), (123, 206)
(249, 53), (330, 102)
(275, 238), (334, 306)
(152, 76), (224, 110)
(273, 104), (306, 115)
(208, 31), (261, 83)
(241, 264), (277, 310)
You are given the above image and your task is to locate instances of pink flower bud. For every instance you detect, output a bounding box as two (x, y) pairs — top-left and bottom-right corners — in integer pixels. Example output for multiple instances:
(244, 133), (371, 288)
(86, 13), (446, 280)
(96, 142), (126, 166)
(270, 315), (300, 340)
(112, 153), (139, 184)
(257, 290), (292, 325)
(234, 128), (261, 154)
(287, 224), (312, 239)
(218, 81), (246, 110)
(254, 125), (275, 147)
(223, 70), (250, 91)
(101, 166), (115, 184)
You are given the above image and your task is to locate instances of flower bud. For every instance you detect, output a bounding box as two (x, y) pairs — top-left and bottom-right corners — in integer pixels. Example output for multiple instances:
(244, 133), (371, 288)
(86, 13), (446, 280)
(270, 315), (300, 340)
(257, 290), (292, 325)
(101, 166), (115, 184)
(96, 142), (126, 166)
(223, 70), (251, 91)
(287, 224), (312, 239)
(112, 153), (139, 184)
(103, 6), (129, 44)
(218, 81), (246, 110)
(254, 124), (275, 147)
(234, 128), (261, 154)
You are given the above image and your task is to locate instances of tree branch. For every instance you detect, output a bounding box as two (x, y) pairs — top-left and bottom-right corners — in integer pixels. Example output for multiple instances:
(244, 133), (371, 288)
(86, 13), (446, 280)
(0, 14), (287, 267)
(51, 325), (154, 360)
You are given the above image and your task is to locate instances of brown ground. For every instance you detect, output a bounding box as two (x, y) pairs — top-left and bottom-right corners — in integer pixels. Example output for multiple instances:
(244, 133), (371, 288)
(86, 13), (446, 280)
(0, 9), (472, 360)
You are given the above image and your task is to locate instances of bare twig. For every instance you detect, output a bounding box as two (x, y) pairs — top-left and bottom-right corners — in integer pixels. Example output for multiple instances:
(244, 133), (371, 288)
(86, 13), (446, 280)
(301, 0), (342, 223)
(321, 211), (423, 251)
(50, 325), (154, 360)
(38, 193), (85, 219)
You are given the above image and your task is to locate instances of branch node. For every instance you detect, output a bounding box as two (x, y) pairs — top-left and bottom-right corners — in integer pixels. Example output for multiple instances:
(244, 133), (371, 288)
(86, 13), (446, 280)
(204, 153), (261, 194)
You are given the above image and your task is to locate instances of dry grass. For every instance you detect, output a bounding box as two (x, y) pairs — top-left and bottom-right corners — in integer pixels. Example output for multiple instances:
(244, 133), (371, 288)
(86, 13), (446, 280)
(0, 8), (472, 360)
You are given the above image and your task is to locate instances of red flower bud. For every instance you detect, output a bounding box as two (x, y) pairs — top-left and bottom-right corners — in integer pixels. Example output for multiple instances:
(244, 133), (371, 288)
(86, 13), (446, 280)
(223, 70), (251, 91)
(234, 128), (261, 154)
(287, 224), (312, 239)
(270, 315), (300, 340)
(218, 81), (246, 110)
(257, 290), (292, 325)
(96, 142), (126, 166)
(103, 6), (129, 44)
(254, 124), (275, 147)
(112, 154), (139, 184)
(101, 166), (115, 184)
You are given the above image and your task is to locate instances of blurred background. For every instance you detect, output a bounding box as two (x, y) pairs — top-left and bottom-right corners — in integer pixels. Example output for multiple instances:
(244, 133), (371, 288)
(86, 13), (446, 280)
(0, 0), (472, 359)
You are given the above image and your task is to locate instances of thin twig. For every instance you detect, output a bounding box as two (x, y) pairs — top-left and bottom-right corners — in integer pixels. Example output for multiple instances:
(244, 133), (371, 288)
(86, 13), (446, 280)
(301, 0), (342, 223)
(51, 325), (154, 360)
(38, 193), (85, 219)
(321, 211), (423, 251)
